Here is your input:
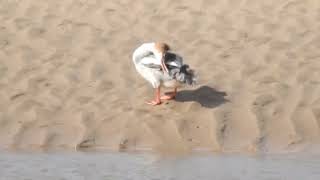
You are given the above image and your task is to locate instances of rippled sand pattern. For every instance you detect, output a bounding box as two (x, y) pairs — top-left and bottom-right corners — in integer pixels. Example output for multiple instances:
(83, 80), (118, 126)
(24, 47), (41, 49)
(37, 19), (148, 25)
(0, 0), (320, 153)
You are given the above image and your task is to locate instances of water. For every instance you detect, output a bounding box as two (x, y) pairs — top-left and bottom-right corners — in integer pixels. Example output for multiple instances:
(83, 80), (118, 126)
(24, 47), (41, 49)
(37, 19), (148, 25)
(0, 152), (320, 180)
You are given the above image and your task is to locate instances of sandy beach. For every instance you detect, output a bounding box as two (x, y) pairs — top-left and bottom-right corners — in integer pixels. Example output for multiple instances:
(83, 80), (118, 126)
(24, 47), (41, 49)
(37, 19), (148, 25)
(0, 0), (320, 154)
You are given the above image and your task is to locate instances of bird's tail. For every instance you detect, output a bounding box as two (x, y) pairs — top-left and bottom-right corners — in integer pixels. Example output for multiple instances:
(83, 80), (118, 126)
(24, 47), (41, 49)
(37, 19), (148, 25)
(170, 64), (197, 86)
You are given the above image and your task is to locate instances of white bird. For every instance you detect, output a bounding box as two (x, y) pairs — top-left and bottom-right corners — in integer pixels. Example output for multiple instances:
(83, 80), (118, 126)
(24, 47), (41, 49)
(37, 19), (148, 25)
(132, 42), (196, 105)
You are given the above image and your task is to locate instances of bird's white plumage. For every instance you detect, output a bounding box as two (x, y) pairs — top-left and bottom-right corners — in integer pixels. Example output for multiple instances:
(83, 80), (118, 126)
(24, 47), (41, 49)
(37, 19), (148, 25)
(132, 43), (180, 88)
(140, 56), (162, 68)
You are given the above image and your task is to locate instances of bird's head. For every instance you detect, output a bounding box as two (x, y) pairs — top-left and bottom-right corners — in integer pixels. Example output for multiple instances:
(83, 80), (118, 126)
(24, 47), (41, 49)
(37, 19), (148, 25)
(155, 42), (170, 54)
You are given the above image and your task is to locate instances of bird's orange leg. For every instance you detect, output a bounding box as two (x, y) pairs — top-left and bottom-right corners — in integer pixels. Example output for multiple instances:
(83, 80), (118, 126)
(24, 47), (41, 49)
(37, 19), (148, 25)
(161, 87), (177, 100)
(146, 87), (161, 105)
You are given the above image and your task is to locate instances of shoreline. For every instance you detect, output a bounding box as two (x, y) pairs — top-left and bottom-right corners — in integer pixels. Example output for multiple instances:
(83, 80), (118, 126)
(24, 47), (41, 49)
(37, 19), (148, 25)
(1, 151), (320, 180)
(1, 0), (320, 155)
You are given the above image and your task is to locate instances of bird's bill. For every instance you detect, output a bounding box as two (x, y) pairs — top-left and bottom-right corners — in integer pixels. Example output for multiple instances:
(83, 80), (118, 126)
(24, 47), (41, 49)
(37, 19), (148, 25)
(161, 54), (169, 73)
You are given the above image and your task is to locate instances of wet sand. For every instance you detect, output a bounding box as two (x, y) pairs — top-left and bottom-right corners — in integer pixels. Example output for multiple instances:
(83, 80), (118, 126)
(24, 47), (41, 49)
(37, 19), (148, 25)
(1, 152), (320, 180)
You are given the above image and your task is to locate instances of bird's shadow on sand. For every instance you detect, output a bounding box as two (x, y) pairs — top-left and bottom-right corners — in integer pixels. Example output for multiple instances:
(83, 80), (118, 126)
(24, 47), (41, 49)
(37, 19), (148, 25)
(175, 86), (228, 108)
